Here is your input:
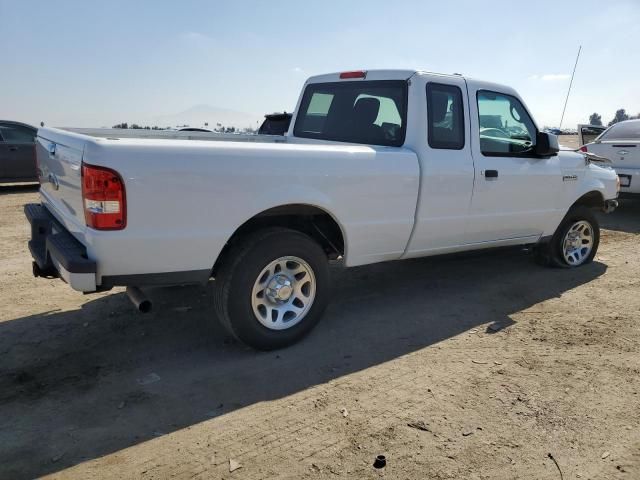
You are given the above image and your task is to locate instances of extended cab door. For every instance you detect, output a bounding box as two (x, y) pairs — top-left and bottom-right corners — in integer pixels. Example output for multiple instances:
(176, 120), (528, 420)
(403, 74), (475, 256)
(465, 85), (562, 243)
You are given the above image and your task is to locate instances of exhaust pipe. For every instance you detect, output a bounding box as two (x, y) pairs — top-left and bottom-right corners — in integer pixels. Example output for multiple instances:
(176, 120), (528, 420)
(126, 286), (152, 313)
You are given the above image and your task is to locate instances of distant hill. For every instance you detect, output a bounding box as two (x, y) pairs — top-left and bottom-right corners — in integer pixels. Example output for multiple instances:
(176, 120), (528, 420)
(147, 104), (263, 130)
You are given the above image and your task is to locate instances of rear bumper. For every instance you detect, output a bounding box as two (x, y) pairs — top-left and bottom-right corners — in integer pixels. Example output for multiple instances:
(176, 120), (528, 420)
(25, 203), (98, 292)
(25, 203), (211, 292)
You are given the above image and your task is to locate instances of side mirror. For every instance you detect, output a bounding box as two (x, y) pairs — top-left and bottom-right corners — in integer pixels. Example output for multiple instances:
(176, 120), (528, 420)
(535, 132), (559, 156)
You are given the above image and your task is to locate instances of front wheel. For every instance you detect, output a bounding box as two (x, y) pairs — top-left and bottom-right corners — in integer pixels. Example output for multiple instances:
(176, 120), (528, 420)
(535, 206), (600, 268)
(213, 228), (329, 350)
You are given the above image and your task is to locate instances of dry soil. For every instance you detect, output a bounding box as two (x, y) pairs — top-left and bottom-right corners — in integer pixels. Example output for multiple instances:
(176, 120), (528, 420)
(0, 181), (638, 480)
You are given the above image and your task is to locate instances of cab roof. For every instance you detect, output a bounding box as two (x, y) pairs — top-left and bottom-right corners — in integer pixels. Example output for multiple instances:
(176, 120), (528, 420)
(304, 69), (517, 96)
(306, 69), (421, 83)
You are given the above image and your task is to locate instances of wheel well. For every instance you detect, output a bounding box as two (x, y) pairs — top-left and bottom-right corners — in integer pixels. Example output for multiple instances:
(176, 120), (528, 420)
(212, 205), (345, 275)
(572, 191), (605, 210)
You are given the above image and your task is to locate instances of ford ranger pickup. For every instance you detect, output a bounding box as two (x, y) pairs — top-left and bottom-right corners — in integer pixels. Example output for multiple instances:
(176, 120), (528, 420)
(26, 69), (619, 350)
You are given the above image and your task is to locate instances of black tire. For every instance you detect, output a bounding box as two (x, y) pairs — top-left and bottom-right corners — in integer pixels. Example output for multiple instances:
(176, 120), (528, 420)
(213, 227), (330, 350)
(534, 205), (600, 268)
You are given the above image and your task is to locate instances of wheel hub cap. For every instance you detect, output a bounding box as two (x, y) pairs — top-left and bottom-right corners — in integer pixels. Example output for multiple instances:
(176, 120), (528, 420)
(251, 256), (316, 331)
(562, 220), (594, 266)
(567, 233), (581, 249)
(266, 275), (293, 303)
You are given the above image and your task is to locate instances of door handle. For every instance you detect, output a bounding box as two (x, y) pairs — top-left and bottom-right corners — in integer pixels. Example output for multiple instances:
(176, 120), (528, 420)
(9, 146), (18, 151)
(484, 169), (499, 178)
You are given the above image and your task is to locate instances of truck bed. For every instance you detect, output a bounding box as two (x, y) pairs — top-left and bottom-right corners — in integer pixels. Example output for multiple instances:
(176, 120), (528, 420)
(62, 128), (286, 143)
(35, 126), (421, 289)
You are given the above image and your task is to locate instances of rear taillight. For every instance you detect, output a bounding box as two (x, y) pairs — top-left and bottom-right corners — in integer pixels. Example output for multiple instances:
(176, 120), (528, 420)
(82, 162), (126, 230)
(579, 145), (588, 152)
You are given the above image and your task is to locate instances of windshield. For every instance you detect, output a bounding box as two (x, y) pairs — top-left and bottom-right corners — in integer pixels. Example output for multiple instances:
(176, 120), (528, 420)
(293, 80), (407, 147)
(597, 121), (640, 141)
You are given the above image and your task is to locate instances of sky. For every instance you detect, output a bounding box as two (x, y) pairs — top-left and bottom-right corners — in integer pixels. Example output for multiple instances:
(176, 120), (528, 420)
(1, 0), (639, 129)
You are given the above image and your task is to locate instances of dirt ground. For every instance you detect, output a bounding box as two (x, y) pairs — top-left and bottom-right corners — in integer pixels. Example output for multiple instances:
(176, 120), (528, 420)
(559, 135), (580, 150)
(1, 182), (638, 480)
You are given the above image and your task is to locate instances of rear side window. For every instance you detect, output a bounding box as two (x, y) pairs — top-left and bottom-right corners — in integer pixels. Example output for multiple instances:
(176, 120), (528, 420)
(0, 124), (35, 143)
(294, 80), (407, 147)
(598, 121), (640, 141)
(427, 83), (465, 149)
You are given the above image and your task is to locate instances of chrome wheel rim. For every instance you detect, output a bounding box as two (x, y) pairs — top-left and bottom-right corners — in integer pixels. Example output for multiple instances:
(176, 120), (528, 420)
(562, 220), (594, 266)
(251, 256), (316, 330)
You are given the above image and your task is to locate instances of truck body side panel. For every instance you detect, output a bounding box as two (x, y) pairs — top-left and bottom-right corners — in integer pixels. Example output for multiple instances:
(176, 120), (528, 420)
(37, 130), (420, 283)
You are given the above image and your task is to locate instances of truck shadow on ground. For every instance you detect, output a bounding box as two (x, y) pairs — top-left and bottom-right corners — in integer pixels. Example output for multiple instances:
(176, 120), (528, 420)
(597, 197), (640, 234)
(0, 248), (606, 479)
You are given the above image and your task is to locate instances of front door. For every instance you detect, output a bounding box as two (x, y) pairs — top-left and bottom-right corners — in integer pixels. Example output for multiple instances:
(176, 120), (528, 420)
(465, 87), (562, 243)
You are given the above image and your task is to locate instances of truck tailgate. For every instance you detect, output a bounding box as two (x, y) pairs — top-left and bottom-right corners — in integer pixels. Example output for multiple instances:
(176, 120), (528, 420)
(36, 128), (87, 235)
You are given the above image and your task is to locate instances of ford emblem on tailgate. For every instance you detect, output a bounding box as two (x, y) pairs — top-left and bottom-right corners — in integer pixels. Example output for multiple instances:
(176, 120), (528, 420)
(48, 173), (60, 191)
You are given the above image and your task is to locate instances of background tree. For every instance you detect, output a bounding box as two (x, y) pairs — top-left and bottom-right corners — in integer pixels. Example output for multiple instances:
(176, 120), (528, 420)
(588, 113), (602, 126)
(112, 122), (128, 129)
(608, 109), (629, 126)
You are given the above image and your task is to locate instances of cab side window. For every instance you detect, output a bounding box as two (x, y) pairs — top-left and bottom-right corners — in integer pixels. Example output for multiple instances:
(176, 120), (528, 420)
(477, 91), (536, 155)
(426, 83), (465, 150)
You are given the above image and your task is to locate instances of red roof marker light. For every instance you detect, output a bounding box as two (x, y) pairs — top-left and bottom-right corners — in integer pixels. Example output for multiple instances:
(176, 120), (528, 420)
(340, 71), (367, 79)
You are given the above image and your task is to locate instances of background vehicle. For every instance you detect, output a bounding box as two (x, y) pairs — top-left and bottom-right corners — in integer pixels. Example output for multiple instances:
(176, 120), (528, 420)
(0, 120), (38, 183)
(26, 70), (619, 350)
(578, 124), (607, 146)
(258, 112), (292, 135)
(580, 119), (640, 195)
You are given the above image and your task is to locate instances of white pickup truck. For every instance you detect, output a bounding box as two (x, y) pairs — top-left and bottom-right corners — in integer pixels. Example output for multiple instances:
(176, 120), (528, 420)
(27, 69), (619, 350)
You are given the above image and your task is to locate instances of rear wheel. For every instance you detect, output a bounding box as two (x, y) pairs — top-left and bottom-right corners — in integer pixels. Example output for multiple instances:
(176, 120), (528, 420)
(213, 228), (329, 350)
(535, 206), (599, 268)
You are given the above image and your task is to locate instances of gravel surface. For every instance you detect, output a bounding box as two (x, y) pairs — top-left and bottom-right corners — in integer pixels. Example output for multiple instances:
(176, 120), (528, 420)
(1, 184), (638, 479)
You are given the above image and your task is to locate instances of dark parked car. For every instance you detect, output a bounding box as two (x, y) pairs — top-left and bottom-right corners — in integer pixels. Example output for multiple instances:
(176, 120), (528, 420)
(258, 112), (292, 135)
(0, 120), (38, 183)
